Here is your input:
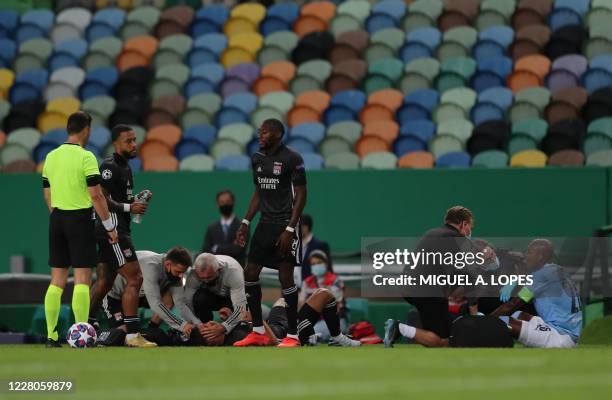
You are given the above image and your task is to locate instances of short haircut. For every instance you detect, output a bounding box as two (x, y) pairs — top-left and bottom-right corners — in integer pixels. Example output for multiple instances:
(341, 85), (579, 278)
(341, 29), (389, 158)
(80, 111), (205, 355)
(111, 124), (133, 142)
(301, 214), (313, 230)
(66, 111), (92, 134)
(444, 206), (474, 225)
(165, 246), (192, 268)
(216, 189), (235, 202)
(193, 253), (219, 271)
(262, 118), (284, 136)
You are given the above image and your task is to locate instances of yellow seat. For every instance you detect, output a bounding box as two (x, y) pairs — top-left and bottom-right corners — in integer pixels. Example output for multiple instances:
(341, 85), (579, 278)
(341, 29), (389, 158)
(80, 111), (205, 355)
(230, 3), (267, 25)
(220, 47), (255, 68)
(228, 33), (263, 55)
(0, 69), (15, 92)
(224, 17), (257, 36)
(46, 97), (81, 118)
(37, 111), (68, 134)
(510, 149), (547, 167)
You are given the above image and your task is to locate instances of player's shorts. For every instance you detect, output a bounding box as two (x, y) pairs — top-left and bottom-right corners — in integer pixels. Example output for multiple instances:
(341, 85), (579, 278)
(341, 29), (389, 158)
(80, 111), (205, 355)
(96, 231), (137, 269)
(101, 294), (149, 328)
(518, 316), (576, 348)
(248, 222), (302, 268)
(48, 208), (97, 268)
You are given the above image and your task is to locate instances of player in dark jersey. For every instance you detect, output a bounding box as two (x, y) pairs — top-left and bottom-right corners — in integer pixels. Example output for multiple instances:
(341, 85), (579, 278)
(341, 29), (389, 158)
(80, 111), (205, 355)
(88, 124), (156, 347)
(234, 118), (308, 347)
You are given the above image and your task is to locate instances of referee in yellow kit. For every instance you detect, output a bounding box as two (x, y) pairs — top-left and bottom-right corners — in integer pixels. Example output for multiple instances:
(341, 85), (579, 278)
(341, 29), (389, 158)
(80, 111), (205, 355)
(41, 111), (118, 347)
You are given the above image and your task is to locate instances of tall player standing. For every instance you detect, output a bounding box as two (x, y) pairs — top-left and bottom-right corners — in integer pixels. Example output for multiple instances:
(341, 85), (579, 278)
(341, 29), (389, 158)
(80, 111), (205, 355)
(88, 125), (156, 347)
(234, 118), (308, 347)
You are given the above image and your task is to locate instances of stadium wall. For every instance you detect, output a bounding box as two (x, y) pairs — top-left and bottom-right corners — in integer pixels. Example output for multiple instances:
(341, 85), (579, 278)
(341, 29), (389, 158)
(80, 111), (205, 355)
(1, 167), (609, 274)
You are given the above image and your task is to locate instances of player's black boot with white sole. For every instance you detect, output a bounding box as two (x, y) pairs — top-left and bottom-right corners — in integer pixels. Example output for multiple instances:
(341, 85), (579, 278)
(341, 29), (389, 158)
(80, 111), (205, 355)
(384, 319), (400, 348)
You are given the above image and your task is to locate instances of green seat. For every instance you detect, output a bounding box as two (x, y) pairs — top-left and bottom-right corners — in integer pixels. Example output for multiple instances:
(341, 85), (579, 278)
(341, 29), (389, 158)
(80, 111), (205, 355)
(251, 106), (284, 128)
(434, 72), (465, 93)
(0, 143), (30, 166)
(404, 57), (440, 82)
(324, 152), (360, 169)
(120, 21), (151, 41)
(429, 135), (463, 158)
(586, 38), (612, 60)
(19, 38), (53, 61)
(159, 34), (192, 57)
(6, 128), (40, 151)
(257, 46), (289, 66)
(481, 0), (517, 19)
(156, 64), (190, 87)
(13, 54), (44, 74)
(441, 57), (477, 81)
(362, 75), (393, 95)
(509, 102), (541, 123)
(181, 107), (214, 129)
(588, 117), (612, 139)
(400, 72), (432, 93)
(586, 149), (612, 166)
(443, 26), (478, 50)
(187, 93), (222, 115)
(259, 91), (294, 114)
(592, 0), (612, 11)
(471, 150), (509, 168)
(89, 111), (107, 127)
(475, 10), (508, 31)
(330, 14), (362, 38)
(210, 138), (244, 161)
(590, 25), (612, 41)
(264, 31), (299, 54)
(401, 12), (434, 33)
(127, 6), (161, 29)
(0, 99), (10, 124)
(289, 75), (322, 96)
(90, 37), (123, 59)
(410, 0), (443, 21)
(337, 0), (371, 22)
(364, 44), (395, 64)
(369, 58), (403, 82)
(327, 121), (361, 144)
(297, 60), (332, 83)
(153, 49), (184, 69)
(319, 136), (353, 158)
(515, 87), (550, 112)
(440, 86), (477, 111)
(150, 79), (182, 100)
(512, 118), (548, 142)
(583, 134), (612, 156)
(587, 8), (612, 31)
(370, 28), (404, 51)
(82, 96), (116, 118)
(179, 154), (215, 171)
(508, 134), (537, 156)
(433, 103), (466, 124)
(361, 151), (397, 169)
(437, 119), (473, 143)
(436, 42), (469, 62)
(82, 51), (114, 71)
(132, 125), (146, 145)
(218, 123), (253, 147)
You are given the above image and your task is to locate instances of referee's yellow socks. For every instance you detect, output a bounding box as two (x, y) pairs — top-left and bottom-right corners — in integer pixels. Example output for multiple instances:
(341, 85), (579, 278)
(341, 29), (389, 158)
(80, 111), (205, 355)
(44, 284), (63, 340)
(72, 284), (90, 324)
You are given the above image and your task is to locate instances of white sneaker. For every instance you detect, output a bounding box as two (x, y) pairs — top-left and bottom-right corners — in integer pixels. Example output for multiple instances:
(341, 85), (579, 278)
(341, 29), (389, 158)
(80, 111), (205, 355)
(332, 333), (361, 347)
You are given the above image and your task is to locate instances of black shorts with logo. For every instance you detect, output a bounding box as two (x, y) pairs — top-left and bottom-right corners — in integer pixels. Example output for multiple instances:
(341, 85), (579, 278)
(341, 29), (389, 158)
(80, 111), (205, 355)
(48, 208), (97, 268)
(247, 222), (302, 268)
(102, 295), (149, 328)
(96, 228), (137, 269)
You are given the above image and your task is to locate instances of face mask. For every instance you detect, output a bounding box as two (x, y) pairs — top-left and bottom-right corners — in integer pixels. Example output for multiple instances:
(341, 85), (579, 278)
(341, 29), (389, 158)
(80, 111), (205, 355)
(166, 269), (181, 283)
(312, 264), (327, 277)
(219, 204), (234, 217)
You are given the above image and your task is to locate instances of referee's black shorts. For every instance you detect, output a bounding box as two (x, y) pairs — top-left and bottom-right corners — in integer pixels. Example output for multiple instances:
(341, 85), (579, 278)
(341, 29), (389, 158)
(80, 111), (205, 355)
(48, 208), (97, 268)
(96, 227), (137, 269)
(248, 222), (301, 268)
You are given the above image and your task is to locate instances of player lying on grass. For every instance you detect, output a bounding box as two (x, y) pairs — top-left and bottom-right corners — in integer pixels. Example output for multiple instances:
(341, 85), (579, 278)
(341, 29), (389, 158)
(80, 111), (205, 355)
(384, 239), (582, 349)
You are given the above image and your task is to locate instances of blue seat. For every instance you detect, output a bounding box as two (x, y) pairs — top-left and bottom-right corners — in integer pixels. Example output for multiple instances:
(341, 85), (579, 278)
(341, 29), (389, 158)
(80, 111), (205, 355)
(0, 10), (19, 34)
(247, 137), (259, 156)
(403, 89), (439, 112)
(49, 54), (78, 72)
(372, 0), (407, 22)
(86, 22), (116, 42)
(396, 104), (429, 124)
(194, 33), (227, 55)
(286, 137), (316, 154)
(330, 90), (366, 113)
(0, 38), (16, 63)
(394, 136), (427, 157)
(365, 14), (397, 34)
(555, 0), (589, 16)
(267, 3), (299, 23)
(470, 102), (505, 126)
(176, 138), (208, 160)
(582, 69), (612, 94)
(548, 8), (581, 32)
(21, 10), (54, 33)
(86, 144), (102, 159)
(215, 154), (250, 171)
(478, 87), (513, 110)
(191, 19), (220, 36)
(215, 106), (249, 127)
(40, 128), (68, 145)
(89, 126), (111, 149)
(79, 81), (110, 100)
(478, 57), (513, 79)
(191, 63), (225, 86)
(290, 122), (326, 145)
(55, 39), (88, 60)
(407, 27), (442, 50)
(470, 71), (505, 93)
(478, 26), (514, 49)
(399, 42), (432, 64)
(15, 24), (45, 44)
(472, 41), (505, 62)
(195, 5), (229, 29)
(436, 151), (471, 168)
(323, 105), (357, 126)
(16, 69), (48, 90)
(128, 157), (142, 172)
(590, 54), (612, 74)
(92, 8), (125, 31)
(33, 142), (58, 163)
(85, 67), (118, 87)
(223, 92), (257, 114)
(184, 78), (217, 98)
(260, 17), (291, 36)
(183, 124), (217, 148)
(399, 120), (435, 143)
(302, 153), (323, 170)
(187, 48), (218, 67)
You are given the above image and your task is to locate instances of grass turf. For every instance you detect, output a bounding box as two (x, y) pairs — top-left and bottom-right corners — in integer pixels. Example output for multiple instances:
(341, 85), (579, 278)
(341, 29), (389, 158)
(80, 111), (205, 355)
(1, 345), (612, 400)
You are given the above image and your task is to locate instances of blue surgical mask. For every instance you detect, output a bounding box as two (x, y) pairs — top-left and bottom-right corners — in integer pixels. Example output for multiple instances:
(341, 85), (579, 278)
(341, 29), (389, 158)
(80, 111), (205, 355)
(312, 264), (327, 277)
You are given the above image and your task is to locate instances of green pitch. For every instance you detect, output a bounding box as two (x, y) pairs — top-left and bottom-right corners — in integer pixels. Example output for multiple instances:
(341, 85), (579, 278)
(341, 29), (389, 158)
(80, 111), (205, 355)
(2, 345), (612, 400)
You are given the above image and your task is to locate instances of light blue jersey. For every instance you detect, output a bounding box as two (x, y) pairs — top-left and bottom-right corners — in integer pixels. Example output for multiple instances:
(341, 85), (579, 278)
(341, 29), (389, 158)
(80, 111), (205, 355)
(518, 263), (582, 342)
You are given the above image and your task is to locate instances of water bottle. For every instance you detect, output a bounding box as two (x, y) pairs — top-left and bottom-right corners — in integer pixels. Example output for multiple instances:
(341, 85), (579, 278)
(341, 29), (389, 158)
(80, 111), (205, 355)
(132, 190), (152, 224)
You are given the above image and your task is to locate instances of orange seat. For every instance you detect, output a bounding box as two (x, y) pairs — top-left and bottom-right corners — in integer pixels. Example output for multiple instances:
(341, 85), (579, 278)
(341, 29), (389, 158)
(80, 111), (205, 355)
(355, 135), (390, 158)
(117, 50), (149, 71)
(147, 124), (182, 148)
(397, 151), (435, 168)
(507, 70), (541, 93)
(368, 89), (403, 112)
(124, 35), (159, 60)
(301, 1), (337, 23)
(515, 54), (551, 80)
(359, 104), (394, 125)
(295, 90), (331, 113)
(252, 76), (286, 97)
(139, 139), (173, 159)
(0, 130), (5, 148)
(261, 61), (296, 85)
(143, 154), (179, 172)
(293, 15), (327, 37)
(287, 105), (321, 127)
(363, 120), (400, 145)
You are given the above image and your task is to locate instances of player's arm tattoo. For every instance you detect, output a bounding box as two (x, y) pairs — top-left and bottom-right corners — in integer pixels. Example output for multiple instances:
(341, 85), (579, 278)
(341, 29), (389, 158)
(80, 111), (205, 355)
(490, 297), (525, 317)
(288, 185), (307, 228)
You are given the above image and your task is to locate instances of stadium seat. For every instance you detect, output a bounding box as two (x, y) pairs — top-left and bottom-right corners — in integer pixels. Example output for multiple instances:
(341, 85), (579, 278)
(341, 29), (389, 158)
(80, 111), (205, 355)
(397, 150), (435, 168)
(324, 151), (360, 169)
(179, 153), (215, 171)
(471, 149), (509, 167)
(436, 151), (471, 168)
(510, 149), (548, 167)
(361, 151), (397, 169)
